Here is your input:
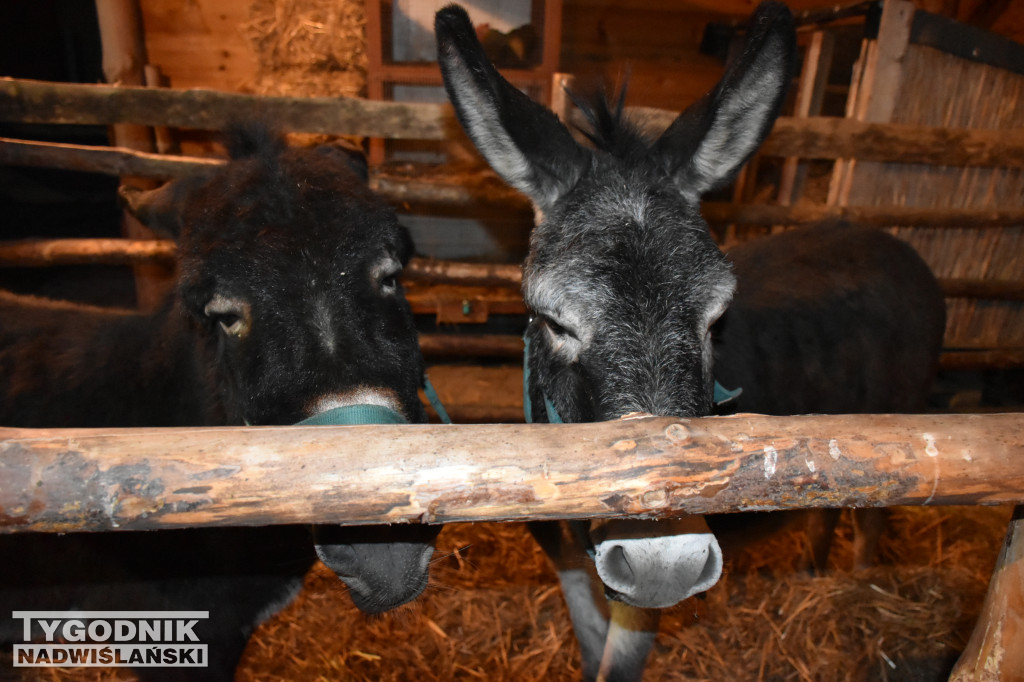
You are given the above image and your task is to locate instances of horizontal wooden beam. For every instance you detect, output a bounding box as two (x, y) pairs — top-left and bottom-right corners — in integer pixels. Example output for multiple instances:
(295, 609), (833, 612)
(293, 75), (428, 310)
(763, 116), (1024, 167)
(3, 77), (1023, 167)
(3, 138), (1023, 228)
(403, 260), (522, 288)
(0, 238), (177, 267)
(942, 279), (1024, 302)
(0, 239), (522, 287)
(699, 202), (1024, 229)
(628, 109), (1024, 168)
(418, 333), (524, 358)
(0, 136), (223, 179)
(1, 413), (1021, 533)
(0, 77), (450, 140)
(940, 348), (1024, 370)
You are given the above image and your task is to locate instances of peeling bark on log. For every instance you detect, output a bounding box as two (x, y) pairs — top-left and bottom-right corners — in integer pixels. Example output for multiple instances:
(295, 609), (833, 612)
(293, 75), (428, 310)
(0, 413), (1021, 533)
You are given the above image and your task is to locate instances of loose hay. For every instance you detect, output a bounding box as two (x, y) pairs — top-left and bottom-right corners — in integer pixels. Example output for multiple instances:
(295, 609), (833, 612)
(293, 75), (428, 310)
(234, 505), (1010, 681)
(3, 507), (1009, 681)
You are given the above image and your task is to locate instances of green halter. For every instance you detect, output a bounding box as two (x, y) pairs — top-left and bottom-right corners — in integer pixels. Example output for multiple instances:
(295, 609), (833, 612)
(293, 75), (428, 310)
(297, 375), (451, 426)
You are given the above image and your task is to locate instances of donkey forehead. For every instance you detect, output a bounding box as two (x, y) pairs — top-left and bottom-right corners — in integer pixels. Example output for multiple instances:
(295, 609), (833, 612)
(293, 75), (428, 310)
(525, 183), (729, 302)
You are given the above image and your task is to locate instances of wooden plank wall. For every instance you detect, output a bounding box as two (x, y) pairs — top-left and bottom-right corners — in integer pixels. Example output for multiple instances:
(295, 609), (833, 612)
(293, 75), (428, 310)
(140, 0), (258, 92)
(136, 0), (729, 110)
(136, 1), (1024, 114)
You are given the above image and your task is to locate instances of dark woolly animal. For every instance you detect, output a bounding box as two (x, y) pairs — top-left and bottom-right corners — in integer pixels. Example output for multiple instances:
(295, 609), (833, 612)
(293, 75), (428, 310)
(0, 126), (438, 680)
(437, 2), (944, 680)
(711, 225), (946, 570)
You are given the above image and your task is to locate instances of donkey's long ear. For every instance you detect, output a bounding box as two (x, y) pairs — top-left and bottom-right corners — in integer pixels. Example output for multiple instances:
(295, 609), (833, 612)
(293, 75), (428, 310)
(656, 1), (795, 199)
(436, 4), (588, 212)
(118, 173), (208, 239)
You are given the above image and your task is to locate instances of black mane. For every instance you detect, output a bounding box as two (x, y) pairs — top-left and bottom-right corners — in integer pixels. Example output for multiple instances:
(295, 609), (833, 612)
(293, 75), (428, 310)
(571, 84), (658, 163)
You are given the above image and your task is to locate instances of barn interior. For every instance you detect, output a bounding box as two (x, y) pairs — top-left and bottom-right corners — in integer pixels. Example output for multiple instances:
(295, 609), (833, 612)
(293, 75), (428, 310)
(1, 0), (1023, 680)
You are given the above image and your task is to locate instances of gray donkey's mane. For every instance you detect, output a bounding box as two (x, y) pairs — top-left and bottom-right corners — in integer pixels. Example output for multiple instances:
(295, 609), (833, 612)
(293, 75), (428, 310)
(571, 86), (658, 163)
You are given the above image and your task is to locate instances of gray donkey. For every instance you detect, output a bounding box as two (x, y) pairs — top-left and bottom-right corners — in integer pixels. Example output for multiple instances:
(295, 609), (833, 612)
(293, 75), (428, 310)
(437, 2), (945, 680)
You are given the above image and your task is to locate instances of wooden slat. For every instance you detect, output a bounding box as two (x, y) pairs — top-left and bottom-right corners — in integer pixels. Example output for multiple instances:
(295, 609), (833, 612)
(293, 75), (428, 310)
(4, 78), (1024, 166)
(950, 506), (1024, 681)
(0, 77), (449, 139)
(1, 413), (1021, 533)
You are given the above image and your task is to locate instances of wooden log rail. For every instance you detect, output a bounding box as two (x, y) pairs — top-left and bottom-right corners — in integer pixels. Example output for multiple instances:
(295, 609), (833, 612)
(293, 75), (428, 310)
(0, 239), (524, 289)
(5, 137), (1024, 230)
(0, 413), (1021, 533)
(0, 77), (449, 140)
(5, 240), (1024, 305)
(3, 77), (1024, 167)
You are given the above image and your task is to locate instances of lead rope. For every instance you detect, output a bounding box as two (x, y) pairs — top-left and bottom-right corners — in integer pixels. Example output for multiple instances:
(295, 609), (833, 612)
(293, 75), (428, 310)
(422, 374), (452, 424)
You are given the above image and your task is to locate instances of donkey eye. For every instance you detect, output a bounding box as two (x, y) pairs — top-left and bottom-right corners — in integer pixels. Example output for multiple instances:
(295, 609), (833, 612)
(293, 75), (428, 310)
(544, 317), (571, 338)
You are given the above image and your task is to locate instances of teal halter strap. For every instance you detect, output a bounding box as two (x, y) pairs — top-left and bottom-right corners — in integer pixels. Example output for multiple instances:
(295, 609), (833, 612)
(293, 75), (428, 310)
(296, 375), (452, 427)
(298, 403), (408, 426)
(522, 332), (741, 424)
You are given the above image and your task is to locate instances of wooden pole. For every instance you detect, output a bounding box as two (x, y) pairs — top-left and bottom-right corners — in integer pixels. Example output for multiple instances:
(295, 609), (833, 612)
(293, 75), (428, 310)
(4, 78), (1024, 167)
(95, 0), (171, 311)
(0, 238), (177, 267)
(699, 203), (1024, 229)
(0, 241), (525, 288)
(0, 77), (450, 140)
(950, 506), (1024, 681)
(777, 31), (834, 206)
(0, 137), (223, 179)
(0, 413), (1021, 533)
(6, 133), (1024, 224)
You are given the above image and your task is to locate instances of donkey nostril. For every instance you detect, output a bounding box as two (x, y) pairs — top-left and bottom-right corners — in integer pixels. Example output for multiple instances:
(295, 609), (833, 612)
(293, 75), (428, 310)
(601, 544), (636, 590)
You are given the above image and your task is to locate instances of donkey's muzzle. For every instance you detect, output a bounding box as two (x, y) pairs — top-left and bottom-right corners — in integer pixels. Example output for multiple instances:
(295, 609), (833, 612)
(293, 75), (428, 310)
(299, 394), (439, 614)
(590, 516), (723, 609)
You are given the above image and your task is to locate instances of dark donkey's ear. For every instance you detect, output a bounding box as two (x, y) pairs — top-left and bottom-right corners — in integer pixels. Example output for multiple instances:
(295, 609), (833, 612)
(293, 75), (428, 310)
(655, 1), (796, 200)
(435, 4), (589, 214)
(118, 173), (210, 239)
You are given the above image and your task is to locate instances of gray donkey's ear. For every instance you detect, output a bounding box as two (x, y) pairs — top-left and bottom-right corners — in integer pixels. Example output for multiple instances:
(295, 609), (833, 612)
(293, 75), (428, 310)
(655, 1), (796, 199)
(435, 4), (589, 213)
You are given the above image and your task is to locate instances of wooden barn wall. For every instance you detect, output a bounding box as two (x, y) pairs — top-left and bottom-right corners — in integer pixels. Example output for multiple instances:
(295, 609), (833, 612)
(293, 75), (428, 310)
(136, 0), (731, 110)
(136, 1), (1024, 116)
(140, 0), (259, 93)
(842, 42), (1024, 350)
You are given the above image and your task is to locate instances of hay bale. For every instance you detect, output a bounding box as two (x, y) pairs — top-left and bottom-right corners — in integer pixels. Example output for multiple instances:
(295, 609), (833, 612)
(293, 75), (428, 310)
(242, 0), (367, 98)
